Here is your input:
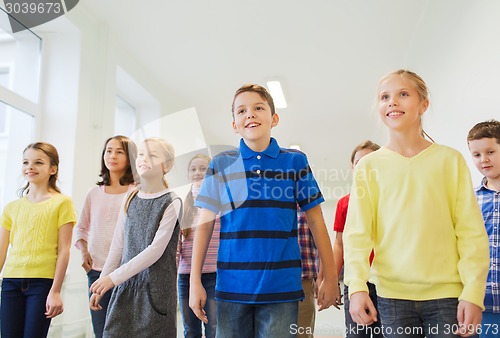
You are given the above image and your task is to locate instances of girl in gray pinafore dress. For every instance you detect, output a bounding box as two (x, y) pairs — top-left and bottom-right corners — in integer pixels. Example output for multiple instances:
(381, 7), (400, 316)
(103, 191), (180, 337)
(89, 138), (181, 338)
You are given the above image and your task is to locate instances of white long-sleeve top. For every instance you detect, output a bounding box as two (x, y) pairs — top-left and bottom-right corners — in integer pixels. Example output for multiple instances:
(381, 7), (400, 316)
(101, 189), (182, 286)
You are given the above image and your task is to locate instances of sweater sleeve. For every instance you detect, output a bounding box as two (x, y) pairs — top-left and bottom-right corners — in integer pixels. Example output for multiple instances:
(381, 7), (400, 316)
(455, 156), (489, 309)
(108, 198), (182, 286)
(343, 165), (373, 297)
(74, 189), (92, 248)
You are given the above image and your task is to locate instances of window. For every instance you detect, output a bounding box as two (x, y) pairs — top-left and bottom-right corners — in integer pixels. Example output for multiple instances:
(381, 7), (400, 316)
(0, 101), (35, 207)
(0, 8), (40, 208)
(0, 67), (10, 135)
(0, 8), (41, 102)
(115, 95), (136, 136)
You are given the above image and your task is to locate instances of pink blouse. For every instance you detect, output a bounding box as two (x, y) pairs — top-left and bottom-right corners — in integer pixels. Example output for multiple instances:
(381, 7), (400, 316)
(177, 185), (220, 274)
(74, 185), (132, 271)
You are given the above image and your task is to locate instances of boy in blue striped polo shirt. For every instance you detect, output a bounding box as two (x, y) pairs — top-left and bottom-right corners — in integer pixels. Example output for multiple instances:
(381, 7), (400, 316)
(468, 120), (500, 338)
(189, 84), (340, 337)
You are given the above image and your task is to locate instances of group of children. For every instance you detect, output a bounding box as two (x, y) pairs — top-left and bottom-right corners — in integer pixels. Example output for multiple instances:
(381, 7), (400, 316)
(0, 69), (498, 338)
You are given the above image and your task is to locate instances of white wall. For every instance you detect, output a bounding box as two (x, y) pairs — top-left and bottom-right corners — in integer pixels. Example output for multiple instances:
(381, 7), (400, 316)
(404, 1), (500, 184)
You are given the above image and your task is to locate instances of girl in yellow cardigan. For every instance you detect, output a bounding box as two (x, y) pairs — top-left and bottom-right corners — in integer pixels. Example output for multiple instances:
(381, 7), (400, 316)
(344, 70), (489, 338)
(0, 142), (76, 338)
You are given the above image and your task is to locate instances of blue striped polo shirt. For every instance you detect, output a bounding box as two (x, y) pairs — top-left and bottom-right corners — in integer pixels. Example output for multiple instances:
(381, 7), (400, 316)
(195, 137), (324, 303)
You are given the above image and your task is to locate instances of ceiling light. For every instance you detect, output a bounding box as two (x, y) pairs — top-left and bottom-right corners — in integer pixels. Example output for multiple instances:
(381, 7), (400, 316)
(266, 81), (287, 109)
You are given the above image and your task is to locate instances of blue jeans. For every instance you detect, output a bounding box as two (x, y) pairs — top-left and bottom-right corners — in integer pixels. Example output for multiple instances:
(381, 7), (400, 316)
(1, 278), (53, 338)
(344, 283), (383, 337)
(216, 300), (298, 338)
(377, 297), (478, 338)
(480, 312), (500, 338)
(178, 273), (217, 338)
(87, 269), (112, 338)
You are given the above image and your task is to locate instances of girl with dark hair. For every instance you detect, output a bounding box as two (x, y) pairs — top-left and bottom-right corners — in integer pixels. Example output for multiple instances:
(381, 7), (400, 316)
(73, 135), (137, 338)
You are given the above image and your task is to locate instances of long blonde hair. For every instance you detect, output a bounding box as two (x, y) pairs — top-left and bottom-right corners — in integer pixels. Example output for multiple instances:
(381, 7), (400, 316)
(124, 137), (175, 213)
(378, 69), (435, 142)
(181, 154), (211, 238)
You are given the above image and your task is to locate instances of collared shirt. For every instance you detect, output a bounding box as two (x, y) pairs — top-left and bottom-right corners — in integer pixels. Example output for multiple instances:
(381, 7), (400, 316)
(476, 178), (500, 313)
(195, 137), (324, 303)
(297, 209), (318, 280)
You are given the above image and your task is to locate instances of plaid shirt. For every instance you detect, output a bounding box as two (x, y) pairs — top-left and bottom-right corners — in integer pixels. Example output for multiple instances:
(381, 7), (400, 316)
(476, 178), (500, 313)
(297, 209), (319, 280)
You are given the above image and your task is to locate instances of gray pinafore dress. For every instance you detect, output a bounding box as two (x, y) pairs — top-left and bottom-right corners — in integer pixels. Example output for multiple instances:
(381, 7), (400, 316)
(103, 191), (180, 338)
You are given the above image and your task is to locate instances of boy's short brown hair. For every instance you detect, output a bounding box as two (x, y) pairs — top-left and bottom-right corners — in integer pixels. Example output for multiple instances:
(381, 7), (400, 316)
(350, 140), (381, 165)
(231, 84), (276, 118)
(467, 119), (500, 145)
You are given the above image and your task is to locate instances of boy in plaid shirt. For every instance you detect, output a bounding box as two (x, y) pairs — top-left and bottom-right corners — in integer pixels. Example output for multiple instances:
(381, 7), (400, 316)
(468, 119), (500, 338)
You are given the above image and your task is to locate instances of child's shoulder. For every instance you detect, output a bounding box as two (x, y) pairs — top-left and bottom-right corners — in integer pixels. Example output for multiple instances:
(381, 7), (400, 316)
(167, 190), (180, 201)
(277, 147), (310, 167)
(433, 143), (460, 153)
(85, 185), (102, 196)
(2, 197), (25, 211)
(279, 147), (306, 157)
(50, 193), (75, 207)
(209, 147), (241, 172)
(429, 144), (466, 161)
(212, 147), (240, 161)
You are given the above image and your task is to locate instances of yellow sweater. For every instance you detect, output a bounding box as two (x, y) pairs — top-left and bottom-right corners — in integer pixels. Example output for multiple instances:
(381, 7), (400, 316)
(344, 144), (489, 309)
(1, 194), (76, 279)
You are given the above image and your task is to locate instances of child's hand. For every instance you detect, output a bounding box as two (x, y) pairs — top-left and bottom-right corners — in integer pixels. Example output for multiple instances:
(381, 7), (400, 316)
(189, 282), (208, 324)
(455, 300), (482, 337)
(90, 275), (115, 296)
(313, 276), (322, 298)
(316, 277), (341, 311)
(45, 290), (64, 318)
(89, 292), (103, 311)
(349, 291), (377, 325)
(81, 248), (93, 273)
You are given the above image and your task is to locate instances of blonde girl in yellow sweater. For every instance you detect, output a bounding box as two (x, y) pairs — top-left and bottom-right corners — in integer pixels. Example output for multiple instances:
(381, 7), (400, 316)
(344, 70), (489, 338)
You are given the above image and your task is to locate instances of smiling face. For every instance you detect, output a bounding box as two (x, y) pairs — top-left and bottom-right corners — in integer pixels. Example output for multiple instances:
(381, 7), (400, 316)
(188, 157), (209, 185)
(22, 148), (57, 187)
(232, 91), (279, 151)
(378, 74), (429, 133)
(135, 141), (169, 180)
(468, 137), (500, 183)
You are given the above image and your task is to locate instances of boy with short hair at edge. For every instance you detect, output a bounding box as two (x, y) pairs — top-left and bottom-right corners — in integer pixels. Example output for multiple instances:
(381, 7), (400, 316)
(344, 69), (489, 338)
(333, 140), (383, 338)
(189, 84), (341, 338)
(468, 119), (500, 338)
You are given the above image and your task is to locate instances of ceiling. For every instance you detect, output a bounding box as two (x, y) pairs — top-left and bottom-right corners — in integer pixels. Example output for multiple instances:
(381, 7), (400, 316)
(75, 0), (499, 203)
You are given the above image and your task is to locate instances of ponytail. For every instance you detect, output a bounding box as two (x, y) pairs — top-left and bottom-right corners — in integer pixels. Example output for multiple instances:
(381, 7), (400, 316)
(124, 187), (140, 213)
